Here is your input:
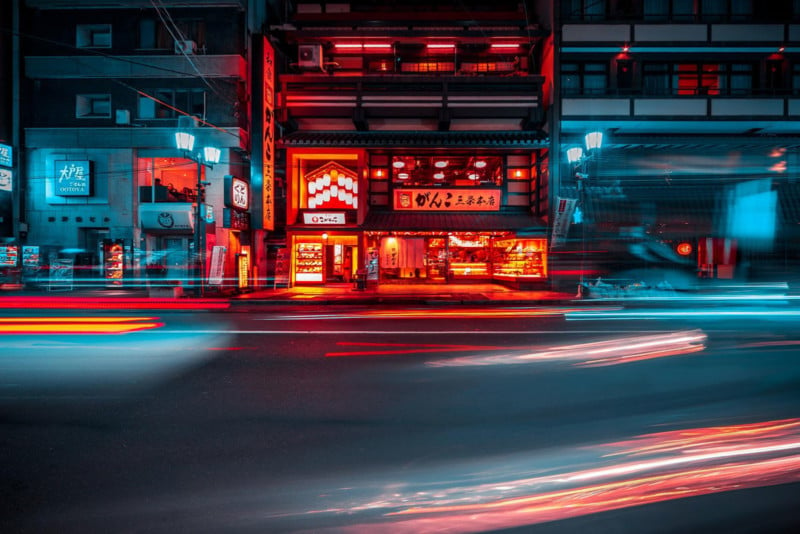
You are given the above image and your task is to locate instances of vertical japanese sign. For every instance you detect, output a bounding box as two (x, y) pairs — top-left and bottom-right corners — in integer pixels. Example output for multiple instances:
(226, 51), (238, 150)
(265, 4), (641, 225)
(262, 37), (275, 230)
(550, 197), (577, 248)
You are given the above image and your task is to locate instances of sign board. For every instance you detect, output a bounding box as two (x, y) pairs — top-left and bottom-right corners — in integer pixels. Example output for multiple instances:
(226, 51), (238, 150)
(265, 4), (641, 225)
(0, 143), (12, 167)
(54, 160), (91, 196)
(0, 244), (19, 267)
(208, 246), (226, 285)
(262, 36), (275, 230)
(48, 258), (74, 291)
(223, 208), (251, 230)
(237, 253), (249, 289)
(225, 175), (250, 211)
(394, 188), (501, 211)
(550, 197), (577, 248)
(302, 212), (346, 225)
(22, 246), (40, 268)
(0, 168), (11, 192)
(139, 203), (194, 234)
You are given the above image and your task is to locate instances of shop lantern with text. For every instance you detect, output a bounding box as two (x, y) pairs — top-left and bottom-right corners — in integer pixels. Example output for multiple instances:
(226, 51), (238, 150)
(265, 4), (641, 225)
(303, 161), (359, 210)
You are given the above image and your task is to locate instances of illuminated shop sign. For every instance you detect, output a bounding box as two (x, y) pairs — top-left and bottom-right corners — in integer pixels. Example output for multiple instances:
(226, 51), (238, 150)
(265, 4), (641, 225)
(262, 36), (275, 230)
(302, 212), (346, 225)
(0, 143), (12, 167)
(224, 175), (250, 211)
(304, 162), (358, 209)
(54, 160), (91, 196)
(223, 208), (251, 230)
(394, 188), (501, 211)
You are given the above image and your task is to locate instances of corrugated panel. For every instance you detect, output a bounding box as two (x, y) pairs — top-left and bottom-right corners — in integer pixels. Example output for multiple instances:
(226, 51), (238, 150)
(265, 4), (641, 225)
(362, 210), (546, 232)
(280, 131), (548, 148)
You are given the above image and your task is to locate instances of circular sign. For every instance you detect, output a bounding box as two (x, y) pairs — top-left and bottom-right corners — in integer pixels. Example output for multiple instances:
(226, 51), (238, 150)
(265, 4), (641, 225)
(676, 242), (693, 256)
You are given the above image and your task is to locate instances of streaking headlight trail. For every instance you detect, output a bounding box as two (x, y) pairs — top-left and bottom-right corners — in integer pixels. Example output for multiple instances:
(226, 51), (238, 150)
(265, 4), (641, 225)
(427, 330), (707, 368)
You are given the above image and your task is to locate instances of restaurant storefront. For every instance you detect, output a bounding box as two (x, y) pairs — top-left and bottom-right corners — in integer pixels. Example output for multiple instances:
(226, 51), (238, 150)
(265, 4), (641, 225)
(284, 145), (549, 288)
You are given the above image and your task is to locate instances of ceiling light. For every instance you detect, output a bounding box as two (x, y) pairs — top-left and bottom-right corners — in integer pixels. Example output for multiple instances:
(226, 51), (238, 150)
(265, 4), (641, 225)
(393, 160), (405, 168)
(474, 160), (487, 168)
(434, 160), (448, 168)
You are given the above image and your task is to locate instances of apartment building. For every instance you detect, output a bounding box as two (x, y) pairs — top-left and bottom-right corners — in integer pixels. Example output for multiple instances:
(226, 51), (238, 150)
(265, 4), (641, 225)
(553, 0), (800, 285)
(15, 0), (253, 289)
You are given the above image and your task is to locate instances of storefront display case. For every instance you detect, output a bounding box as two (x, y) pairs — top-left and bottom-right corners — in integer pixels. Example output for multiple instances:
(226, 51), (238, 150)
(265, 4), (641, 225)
(102, 239), (125, 287)
(295, 242), (323, 283)
(448, 234), (490, 280)
(492, 238), (547, 288)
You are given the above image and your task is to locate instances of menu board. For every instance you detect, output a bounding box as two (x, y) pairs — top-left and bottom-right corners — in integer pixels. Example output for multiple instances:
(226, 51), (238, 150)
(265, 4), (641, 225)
(0, 245), (19, 267)
(274, 248), (289, 287)
(48, 259), (74, 291)
(22, 246), (40, 268)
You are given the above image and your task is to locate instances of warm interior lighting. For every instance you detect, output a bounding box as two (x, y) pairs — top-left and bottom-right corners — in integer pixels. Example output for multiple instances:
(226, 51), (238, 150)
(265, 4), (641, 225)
(514, 169), (523, 178)
(334, 43), (363, 50)
(398, 172), (409, 179)
(363, 43), (392, 50)
(433, 172), (445, 179)
(474, 160), (487, 168)
(434, 160), (448, 168)
(393, 160), (405, 168)
(427, 43), (456, 49)
(467, 173), (479, 180)
(376, 169), (384, 177)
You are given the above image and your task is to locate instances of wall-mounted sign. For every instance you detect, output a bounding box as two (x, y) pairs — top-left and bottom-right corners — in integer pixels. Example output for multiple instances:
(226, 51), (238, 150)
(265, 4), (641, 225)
(54, 160), (91, 196)
(394, 188), (501, 211)
(224, 175), (250, 211)
(139, 203), (194, 234)
(302, 212), (346, 225)
(0, 168), (11, 192)
(223, 208), (251, 231)
(0, 244), (19, 267)
(208, 246), (226, 285)
(550, 197), (577, 248)
(262, 36), (275, 230)
(0, 143), (12, 167)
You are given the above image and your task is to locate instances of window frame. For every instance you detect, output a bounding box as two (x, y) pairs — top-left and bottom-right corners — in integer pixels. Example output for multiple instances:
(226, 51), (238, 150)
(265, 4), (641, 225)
(76, 94), (112, 119)
(76, 23), (112, 49)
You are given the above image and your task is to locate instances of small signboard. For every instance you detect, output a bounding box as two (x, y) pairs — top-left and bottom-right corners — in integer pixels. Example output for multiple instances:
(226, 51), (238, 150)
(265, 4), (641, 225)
(54, 160), (92, 196)
(208, 246), (226, 285)
(48, 258), (74, 292)
(0, 143), (12, 167)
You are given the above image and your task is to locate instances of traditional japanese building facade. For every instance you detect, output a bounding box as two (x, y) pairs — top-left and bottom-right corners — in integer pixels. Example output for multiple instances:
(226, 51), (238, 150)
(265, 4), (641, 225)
(272, 1), (553, 288)
(552, 1), (800, 287)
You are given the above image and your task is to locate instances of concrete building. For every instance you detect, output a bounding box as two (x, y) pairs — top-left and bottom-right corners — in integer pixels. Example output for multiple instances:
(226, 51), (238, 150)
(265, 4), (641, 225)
(16, 0), (253, 290)
(552, 0), (800, 288)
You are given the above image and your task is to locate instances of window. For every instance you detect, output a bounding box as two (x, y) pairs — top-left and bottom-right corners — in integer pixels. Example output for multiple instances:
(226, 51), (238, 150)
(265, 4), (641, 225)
(76, 94), (111, 118)
(561, 0), (608, 21)
(561, 63), (609, 95)
(792, 63), (800, 94)
(138, 89), (205, 119)
(139, 19), (157, 49)
(391, 155), (503, 187)
(644, 0), (695, 21)
(76, 24), (111, 48)
(643, 62), (754, 95)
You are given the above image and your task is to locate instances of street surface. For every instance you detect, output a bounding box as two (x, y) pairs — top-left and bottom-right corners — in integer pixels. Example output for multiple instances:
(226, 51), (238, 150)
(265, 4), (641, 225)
(2, 301), (799, 533)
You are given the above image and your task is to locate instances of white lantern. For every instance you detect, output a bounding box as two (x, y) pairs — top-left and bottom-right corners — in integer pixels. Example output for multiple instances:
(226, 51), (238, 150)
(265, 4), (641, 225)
(345, 176), (353, 190)
(345, 192), (353, 205)
(352, 182), (358, 194)
(308, 197), (316, 209)
(338, 189), (346, 201)
(323, 173), (331, 186)
(352, 196), (358, 208)
(330, 184), (339, 197)
(308, 181), (317, 194)
(337, 174), (345, 186)
(323, 190), (331, 202)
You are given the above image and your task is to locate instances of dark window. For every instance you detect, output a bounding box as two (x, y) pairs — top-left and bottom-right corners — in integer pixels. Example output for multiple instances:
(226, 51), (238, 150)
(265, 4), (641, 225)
(560, 62), (608, 95)
(643, 62), (754, 95)
(617, 59), (634, 90)
(561, 0), (608, 21)
(139, 19), (156, 49)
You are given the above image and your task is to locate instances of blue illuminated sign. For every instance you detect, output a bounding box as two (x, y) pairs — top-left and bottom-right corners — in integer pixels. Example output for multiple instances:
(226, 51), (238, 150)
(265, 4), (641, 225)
(54, 160), (91, 196)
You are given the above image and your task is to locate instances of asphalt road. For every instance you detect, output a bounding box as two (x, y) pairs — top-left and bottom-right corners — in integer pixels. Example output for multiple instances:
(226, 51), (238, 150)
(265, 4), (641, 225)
(2, 302), (799, 533)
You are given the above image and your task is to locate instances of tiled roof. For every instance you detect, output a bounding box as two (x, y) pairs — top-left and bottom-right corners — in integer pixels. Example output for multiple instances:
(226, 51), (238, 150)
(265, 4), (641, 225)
(362, 210), (546, 232)
(279, 131), (548, 148)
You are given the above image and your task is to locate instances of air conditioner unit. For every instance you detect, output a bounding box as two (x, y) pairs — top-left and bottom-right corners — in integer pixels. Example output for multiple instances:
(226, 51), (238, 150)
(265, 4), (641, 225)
(174, 39), (197, 55)
(298, 44), (323, 70)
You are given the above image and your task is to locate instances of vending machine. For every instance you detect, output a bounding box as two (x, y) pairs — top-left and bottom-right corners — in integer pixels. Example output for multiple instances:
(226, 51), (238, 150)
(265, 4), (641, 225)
(102, 239), (125, 287)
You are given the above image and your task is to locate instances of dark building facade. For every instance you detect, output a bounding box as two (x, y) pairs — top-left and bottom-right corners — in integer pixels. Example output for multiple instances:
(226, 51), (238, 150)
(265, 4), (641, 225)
(553, 0), (800, 287)
(14, 0), (253, 290)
